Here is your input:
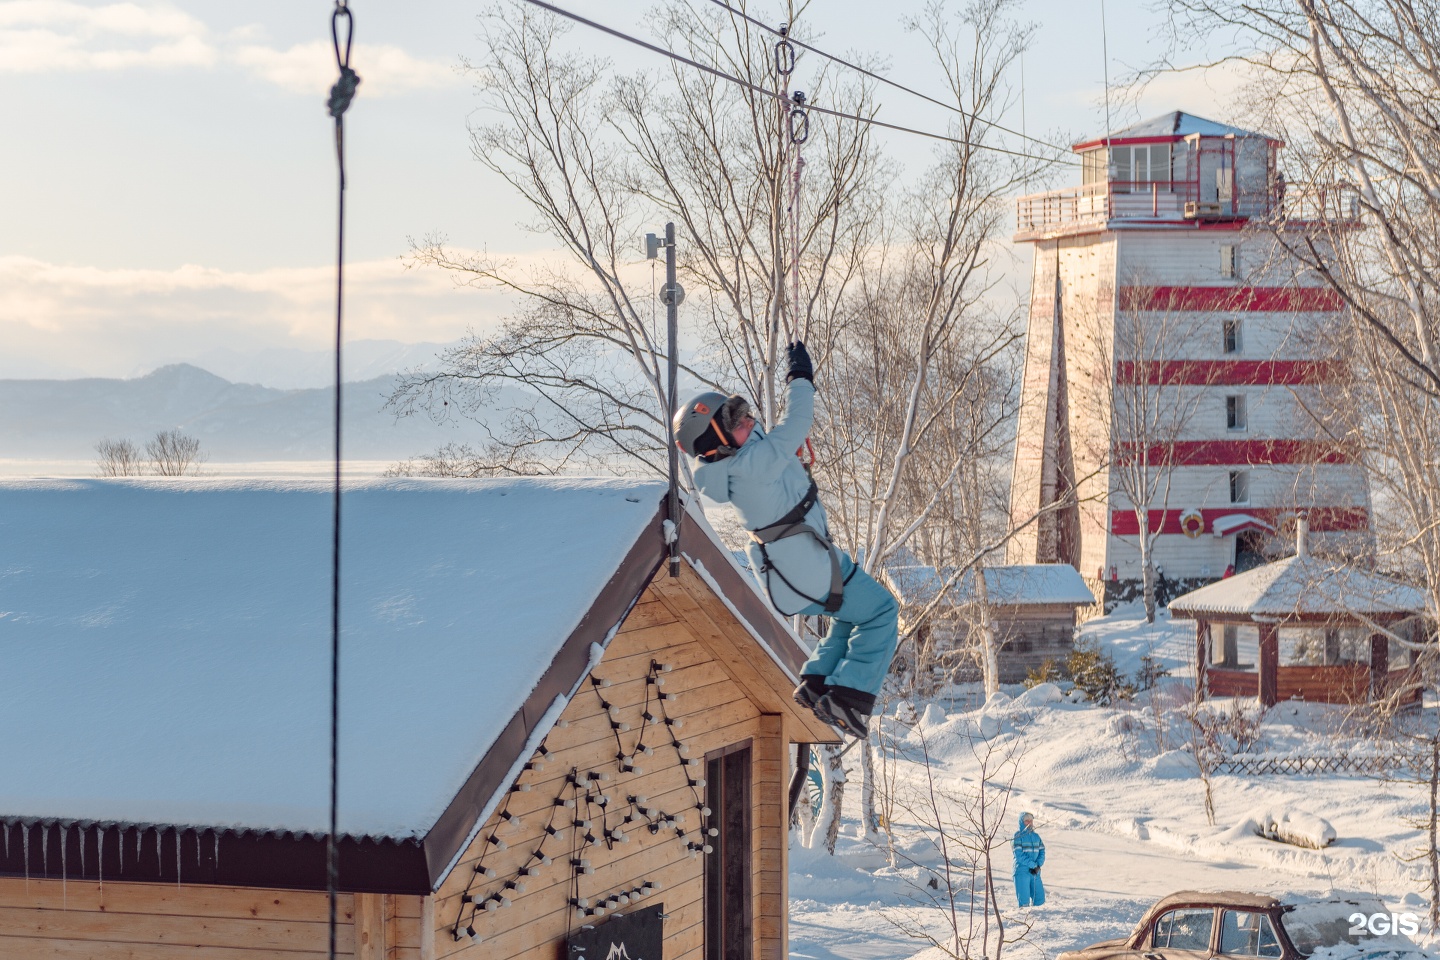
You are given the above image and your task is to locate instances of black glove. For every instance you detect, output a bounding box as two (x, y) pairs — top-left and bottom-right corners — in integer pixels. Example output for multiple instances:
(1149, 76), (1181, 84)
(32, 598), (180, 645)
(793, 675), (827, 709)
(785, 341), (814, 384)
(1029, 867), (1039, 875)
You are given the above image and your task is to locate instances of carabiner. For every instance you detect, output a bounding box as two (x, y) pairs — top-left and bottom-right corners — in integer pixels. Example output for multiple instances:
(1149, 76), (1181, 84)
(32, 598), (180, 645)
(788, 91), (809, 145)
(774, 24), (795, 77)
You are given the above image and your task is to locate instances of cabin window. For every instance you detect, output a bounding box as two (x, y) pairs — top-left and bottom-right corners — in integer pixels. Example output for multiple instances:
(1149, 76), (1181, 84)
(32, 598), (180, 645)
(1226, 395), (1247, 431)
(1110, 143), (1173, 190)
(1280, 625), (1368, 666)
(1214, 624), (1258, 669)
(1219, 910), (1283, 958)
(1229, 470), (1250, 504)
(705, 742), (753, 960)
(1082, 149), (1107, 185)
(1153, 908), (1215, 951)
(1222, 318), (1242, 354)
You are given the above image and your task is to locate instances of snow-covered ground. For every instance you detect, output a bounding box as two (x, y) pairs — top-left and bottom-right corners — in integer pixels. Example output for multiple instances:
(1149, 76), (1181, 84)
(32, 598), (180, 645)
(788, 606), (1437, 960)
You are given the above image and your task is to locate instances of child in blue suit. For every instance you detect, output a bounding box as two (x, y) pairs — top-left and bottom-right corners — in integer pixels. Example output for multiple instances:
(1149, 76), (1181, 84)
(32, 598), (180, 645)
(1013, 812), (1046, 906)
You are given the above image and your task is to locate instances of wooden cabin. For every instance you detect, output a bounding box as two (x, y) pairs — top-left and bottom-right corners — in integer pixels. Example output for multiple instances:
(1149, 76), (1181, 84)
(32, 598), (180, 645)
(886, 563), (1096, 684)
(0, 477), (836, 960)
(1170, 518), (1428, 707)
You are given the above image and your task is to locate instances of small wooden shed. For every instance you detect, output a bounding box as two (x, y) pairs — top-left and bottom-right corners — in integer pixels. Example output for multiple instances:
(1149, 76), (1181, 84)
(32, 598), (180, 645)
(0, 477), (836, 960)
(1170, 520), (1427, 707)
(886, 563), (1096, 683)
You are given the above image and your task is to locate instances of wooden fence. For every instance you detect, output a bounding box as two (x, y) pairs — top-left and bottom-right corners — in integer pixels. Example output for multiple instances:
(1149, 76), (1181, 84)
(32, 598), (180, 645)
(1215, 753), (1406, 776)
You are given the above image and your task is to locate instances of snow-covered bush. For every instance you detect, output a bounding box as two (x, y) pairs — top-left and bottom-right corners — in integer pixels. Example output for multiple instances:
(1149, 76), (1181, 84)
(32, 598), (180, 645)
(1222, 806), (1337, 849)
(1066, 636), (1136, 705)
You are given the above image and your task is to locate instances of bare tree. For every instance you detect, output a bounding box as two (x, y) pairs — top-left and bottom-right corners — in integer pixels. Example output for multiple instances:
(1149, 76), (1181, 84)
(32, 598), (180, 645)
(1156, 0), (1440, 661)
(879, 713), (1030, 960)
(388, 0), (884, 475)
(95, 438), (143, 477)
(1069, 282), (1217, 622)
(145, 430), (205, 477)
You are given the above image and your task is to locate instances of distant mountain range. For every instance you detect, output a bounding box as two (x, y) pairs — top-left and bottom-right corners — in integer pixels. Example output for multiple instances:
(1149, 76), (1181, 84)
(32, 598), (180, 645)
(0, 364), (525, 461)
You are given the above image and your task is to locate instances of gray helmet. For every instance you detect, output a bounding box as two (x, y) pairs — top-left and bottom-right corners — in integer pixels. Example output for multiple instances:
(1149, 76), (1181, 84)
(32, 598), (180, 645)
(674, 392), (751, 457)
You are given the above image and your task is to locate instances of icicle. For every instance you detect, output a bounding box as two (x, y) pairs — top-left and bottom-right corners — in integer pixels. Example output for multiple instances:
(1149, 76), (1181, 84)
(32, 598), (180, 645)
(213, 831), (220, 875)
(60, 824), (67, 907)
(195, 829), (201, 871)
(136, 825), (141, 866)
(41, 823), (48, 878)
(22, 823), (30, 884)
(153, 827), (162, 876)
(175, 828), (182, 887)
(78, 825), (85, 875)
(95, 825), (103, 889)
(3, 820), (8, 859)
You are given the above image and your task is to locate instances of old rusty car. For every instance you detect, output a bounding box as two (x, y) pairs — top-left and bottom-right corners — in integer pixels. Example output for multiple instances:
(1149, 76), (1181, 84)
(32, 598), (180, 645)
(1058, 890), (1419, 959)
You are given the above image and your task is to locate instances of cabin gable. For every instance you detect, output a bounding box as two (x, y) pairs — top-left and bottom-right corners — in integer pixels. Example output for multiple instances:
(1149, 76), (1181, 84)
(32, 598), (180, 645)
(432, 565), (805, 960)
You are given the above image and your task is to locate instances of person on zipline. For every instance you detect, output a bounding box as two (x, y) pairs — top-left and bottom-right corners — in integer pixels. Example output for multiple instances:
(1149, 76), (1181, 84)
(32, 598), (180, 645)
(673, 341), (899, 738)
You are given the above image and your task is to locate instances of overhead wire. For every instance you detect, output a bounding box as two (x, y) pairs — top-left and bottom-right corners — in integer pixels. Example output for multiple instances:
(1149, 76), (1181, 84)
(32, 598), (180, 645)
(520, 0), (1077, 166)
(705, 0), (1070, 155)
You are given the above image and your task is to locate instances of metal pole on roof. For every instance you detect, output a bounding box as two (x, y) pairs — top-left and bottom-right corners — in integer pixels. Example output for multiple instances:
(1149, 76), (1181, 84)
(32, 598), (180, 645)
(664, 222), (682, 578)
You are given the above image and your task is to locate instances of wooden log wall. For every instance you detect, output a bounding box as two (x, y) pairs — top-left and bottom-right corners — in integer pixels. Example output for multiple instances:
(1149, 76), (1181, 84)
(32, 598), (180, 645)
(0, 879), (426, 960)
(433, 575), (790, 960)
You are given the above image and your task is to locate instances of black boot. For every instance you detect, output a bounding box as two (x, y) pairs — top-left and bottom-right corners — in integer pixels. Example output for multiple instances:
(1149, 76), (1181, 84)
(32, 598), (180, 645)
(793, 675), (828, 710)
(813, 686), (876, 738)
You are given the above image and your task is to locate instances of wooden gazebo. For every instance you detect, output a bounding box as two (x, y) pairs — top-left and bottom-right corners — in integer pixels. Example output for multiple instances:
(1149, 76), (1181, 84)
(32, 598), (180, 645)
(1170, 518), (1428, 707)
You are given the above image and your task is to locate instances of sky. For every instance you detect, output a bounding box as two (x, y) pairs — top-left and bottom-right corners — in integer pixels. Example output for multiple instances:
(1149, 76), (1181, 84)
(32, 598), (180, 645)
(0, 0), (1247, 384)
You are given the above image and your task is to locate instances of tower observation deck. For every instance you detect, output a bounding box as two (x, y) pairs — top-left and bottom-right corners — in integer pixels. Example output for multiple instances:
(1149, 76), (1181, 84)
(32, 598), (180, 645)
(1007, 111), (1368, 596)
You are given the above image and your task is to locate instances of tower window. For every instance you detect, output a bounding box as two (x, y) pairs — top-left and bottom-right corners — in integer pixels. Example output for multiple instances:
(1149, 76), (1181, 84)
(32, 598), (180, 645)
(1221, 244), (1238, 278)
(1229, 470), (1251, 504)
(1226, 395), (1247, 431)
(1223, 318), (1242, 354)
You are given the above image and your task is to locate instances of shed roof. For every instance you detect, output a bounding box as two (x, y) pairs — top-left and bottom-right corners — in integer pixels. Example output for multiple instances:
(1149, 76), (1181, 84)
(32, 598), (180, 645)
(0, 477), (829, 892)
(1075, 111), (1271, 149)
(886, 563), (1095, 608)
(1169, 553), (1425, 619)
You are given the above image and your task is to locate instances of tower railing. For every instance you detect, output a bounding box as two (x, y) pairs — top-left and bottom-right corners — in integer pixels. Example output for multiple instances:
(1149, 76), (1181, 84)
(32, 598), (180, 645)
(1015, 179), (1360, 239)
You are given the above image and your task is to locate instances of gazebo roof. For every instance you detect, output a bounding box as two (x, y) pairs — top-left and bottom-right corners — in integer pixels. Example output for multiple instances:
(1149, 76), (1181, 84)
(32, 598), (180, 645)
(1169, 553), (1426, 620)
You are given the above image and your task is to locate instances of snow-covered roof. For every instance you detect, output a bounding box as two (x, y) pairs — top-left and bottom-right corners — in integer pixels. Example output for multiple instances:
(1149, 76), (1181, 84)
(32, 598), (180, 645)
(886, 563), (1095, 608)
(0, 477), (667, 841)
(1169, 554), (1426, 620)
(1077, 111), (1270, 147)
(1211, 512), (1274, 538)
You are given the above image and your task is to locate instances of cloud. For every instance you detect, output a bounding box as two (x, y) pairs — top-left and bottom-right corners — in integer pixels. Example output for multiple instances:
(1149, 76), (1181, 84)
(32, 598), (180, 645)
(0, 1), (216, 71)
(0, 2), (457, 93)
(0, 255), (513, 380)
(231, 39), (459, 97)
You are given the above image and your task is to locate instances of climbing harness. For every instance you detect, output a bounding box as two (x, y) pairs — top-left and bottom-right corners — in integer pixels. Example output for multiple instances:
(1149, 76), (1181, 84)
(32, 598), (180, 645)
(325, 4), (359, 960)
(749, 476), (853, 616)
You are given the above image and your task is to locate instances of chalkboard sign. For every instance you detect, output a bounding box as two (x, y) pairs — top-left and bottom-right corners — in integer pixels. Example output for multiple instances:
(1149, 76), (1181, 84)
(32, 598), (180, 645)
(565, 903), (665, 960)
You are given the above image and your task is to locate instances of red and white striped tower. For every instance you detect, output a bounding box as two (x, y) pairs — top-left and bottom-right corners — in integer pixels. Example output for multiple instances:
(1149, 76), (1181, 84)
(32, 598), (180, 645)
(1007, 111), (1369, 588)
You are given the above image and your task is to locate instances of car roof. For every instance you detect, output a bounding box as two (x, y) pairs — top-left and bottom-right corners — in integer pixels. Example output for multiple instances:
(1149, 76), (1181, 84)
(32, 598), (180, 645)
(1149, 891), (1284, 913)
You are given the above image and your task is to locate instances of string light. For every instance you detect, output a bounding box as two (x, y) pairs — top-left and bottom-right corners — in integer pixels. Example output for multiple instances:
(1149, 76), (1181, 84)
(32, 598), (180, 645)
(451, 660), (714, 943)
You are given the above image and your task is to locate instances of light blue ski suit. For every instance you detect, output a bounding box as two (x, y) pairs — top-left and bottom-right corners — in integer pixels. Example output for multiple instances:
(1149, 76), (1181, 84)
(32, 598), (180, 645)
(691, 379), (898, 697)
(1012, 812), (1046, 906)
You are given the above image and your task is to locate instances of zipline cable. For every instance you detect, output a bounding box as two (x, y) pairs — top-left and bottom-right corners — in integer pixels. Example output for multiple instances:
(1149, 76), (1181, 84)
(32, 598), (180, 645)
(520, 0), (1077, 166)
(325, 4), (360, 960)
(705, 0), (1070, 154)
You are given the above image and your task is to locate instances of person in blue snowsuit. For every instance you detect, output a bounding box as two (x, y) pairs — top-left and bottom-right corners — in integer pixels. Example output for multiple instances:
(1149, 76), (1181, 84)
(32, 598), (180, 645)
(1013, 812), (1046, 906)
(674, 342), (899, 738)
